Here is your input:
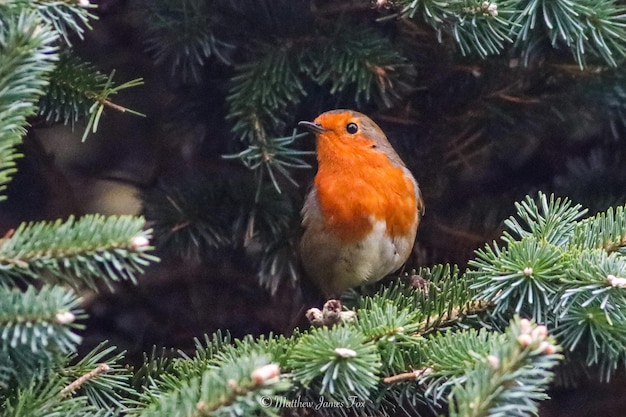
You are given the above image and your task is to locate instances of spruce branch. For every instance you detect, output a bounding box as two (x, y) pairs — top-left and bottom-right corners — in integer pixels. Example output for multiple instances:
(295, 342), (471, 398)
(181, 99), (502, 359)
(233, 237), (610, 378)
(143, 173), (300, 293)
(139, 0), (233, 82)
(395, 0), (626, 66)
(0, 215), (157, 290)
(466, 192), (626, 380)
(554, 149), (626, 211)
(568, 204), (626, 253)
(470, 237), (565, 321)
(398, 0), (517, 57)
(0, 285), (83, 354)
(2, 0), (95, 47)
(514, 0), (626, 67)
(81, 70), (145, 142)
(306, 25), (416, 107)
(503, 192), (588, 246)
(37, 53), (145, 141)
(61, 342), (135, 409)
(559, 250), (626, 309)
(128, 353), (289, 417)
(2, 375), (103, 417)
(142, 175), (235, 259)
(422, 317), (561, 417)
(352, 265), (494, 336)
(553, 297), (626, 381)
(288, 326), (382, 403)
(225, 23), (413, 193)
(0, 10), (58, 200)
(60, 363), (110, 398)
(227, 49), (306, 143)
(225, 46), (312, 193)
(223, 128), (312, 193)
(32, 0), (96, 46)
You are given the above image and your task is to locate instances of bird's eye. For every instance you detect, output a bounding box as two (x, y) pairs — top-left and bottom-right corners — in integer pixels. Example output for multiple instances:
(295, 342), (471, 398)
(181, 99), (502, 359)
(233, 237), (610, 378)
(346, 122), (358, 134)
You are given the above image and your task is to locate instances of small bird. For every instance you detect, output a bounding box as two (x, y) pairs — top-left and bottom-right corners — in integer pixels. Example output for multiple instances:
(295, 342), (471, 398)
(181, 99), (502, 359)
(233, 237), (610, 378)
(298, 109), (424, 297)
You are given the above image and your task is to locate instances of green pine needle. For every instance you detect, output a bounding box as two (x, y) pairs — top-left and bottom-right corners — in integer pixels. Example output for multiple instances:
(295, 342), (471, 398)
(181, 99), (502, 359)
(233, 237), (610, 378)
(0, 285), (83, 354)
(569, 204), (626, 253)
(0, 10), (58, 201)
(470, 237), (565, 321)
(289, 326), (381, 402)
(503, 192), (587, 246)
(0, 214), (157, 290)
(32, 0), (96, 46)
(140, 0), (233, 82)
(446, 317), (562, 417)
(129, 353), (288, 417)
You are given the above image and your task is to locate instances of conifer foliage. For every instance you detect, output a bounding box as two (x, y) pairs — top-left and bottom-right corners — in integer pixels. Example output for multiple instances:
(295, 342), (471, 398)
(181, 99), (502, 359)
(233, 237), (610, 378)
(2, 0), (626, 416)
(0, 1), (156, 416)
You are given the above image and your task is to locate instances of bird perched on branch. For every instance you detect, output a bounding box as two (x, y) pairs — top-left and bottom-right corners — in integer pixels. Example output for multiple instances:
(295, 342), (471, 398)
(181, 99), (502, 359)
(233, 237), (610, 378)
(298, 109), (424, 297)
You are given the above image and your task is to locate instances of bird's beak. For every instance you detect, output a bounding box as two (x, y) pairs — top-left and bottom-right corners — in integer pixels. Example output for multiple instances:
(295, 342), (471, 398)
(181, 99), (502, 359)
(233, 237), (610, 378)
(298, 121), (326, 134)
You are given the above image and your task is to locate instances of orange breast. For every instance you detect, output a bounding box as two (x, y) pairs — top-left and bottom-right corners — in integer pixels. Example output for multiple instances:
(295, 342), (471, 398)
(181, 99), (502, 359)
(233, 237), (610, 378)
(315, 141), (417, 243)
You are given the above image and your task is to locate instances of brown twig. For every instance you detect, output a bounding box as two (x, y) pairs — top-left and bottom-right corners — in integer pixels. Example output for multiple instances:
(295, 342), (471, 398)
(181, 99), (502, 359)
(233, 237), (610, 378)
(60, 363), (110, 397)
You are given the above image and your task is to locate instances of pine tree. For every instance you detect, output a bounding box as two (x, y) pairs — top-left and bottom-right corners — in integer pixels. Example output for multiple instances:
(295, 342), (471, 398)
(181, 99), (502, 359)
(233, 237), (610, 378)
(2, 1), (626, 416)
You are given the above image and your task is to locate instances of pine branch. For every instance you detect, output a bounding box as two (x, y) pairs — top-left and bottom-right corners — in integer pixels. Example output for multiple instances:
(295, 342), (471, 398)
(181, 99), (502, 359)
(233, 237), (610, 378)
(398, 0), (516, 57)
(514, 0), (626, 67)
(0, 215), (157, 290)
(569, 204), (626, 253)
(139, 0), (232, 82)
(227, 48), (306, 142)
(305, 25), (416, 107)
(445, 317), (561, 417)
(467, 192), (626, 380)
(128, 353), (288, 417)
(0, 10), (58, 200)
(1, 374), (113, 417)
(80, 70), (145, 142)
(351, 265), (495, 336)
(223, 129), (312, 192)
(32, 0), (95, 46)
(396, 0), (626, 67)
(289, 326), (381, 403)
(37, 53), (145, 141)
(0, 286), (83, 384)
(61, 342), (135, 409)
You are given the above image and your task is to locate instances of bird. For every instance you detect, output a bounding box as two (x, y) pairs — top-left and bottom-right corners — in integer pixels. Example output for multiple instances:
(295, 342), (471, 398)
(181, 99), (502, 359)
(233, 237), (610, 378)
(298, 109), (424, 297)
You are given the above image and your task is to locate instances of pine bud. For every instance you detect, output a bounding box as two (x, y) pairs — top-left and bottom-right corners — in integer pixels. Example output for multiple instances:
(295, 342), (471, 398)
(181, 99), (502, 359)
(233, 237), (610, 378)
(541, 342), (558, 354)
(130, 235), (150, 250)
(251, 363), (280, 384)
(517, 333), (532, 347)
(531, 325), (548, 339)
(607, 274), (626, 287)
(482, 1), (498, 17)
(55, 311), (76, 324)
(335, 347), (357, 358)
(519, 318), (532, 334)
(487, 355), (500, 369)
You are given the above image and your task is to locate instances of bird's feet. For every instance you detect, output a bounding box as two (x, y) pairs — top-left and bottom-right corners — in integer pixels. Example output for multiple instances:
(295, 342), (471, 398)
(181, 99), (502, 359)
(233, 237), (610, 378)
(306, 299), (356, 327)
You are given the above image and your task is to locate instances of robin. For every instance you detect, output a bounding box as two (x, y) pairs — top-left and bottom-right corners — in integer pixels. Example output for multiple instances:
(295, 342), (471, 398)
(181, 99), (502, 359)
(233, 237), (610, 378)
(298, 109), (424, 297)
